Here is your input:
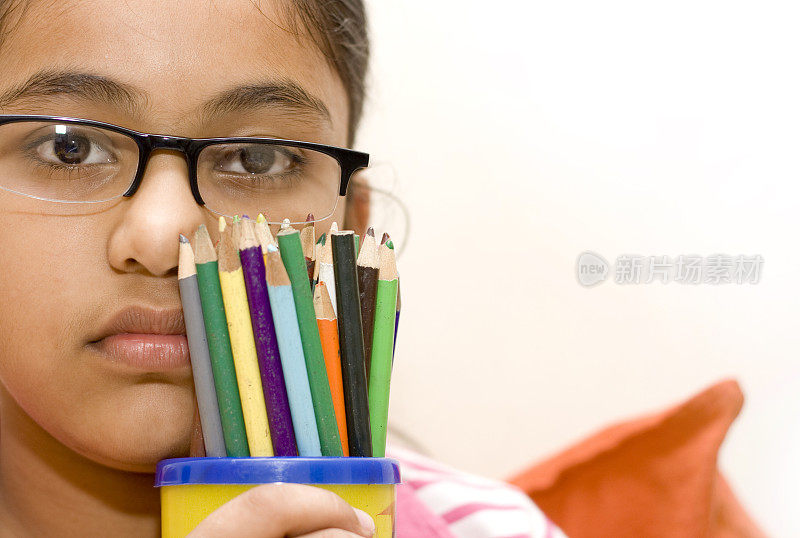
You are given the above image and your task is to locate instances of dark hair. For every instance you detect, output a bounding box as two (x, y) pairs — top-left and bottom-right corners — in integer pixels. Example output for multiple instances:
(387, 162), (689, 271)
(284, 0), (370, 145)
(0, 0), (370, 145)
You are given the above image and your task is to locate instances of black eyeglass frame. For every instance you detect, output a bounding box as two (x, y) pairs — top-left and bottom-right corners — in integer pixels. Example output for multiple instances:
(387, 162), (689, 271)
(0, 114), (370, 206)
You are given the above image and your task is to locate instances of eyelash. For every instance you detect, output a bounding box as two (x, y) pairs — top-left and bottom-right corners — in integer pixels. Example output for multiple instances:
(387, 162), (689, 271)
(212, 166), (305, 189)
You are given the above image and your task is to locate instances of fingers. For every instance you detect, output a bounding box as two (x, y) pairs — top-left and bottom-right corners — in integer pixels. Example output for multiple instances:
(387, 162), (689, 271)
(187, 483), (375, 538)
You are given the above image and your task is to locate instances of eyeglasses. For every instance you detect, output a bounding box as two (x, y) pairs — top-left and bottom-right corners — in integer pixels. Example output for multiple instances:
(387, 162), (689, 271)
(0, 115), (369, 224)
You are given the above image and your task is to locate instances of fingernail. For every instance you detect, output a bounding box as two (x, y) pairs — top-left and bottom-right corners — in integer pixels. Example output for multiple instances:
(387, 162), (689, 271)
(354, 508), (375, 536)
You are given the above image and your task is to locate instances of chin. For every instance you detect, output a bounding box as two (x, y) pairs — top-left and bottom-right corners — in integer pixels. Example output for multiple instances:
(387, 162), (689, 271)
(60, 382), (195, 473)
(87, 424), (192, 473)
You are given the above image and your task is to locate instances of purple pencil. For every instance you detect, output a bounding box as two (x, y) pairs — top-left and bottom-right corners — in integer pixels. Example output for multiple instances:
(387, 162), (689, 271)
(393, 284), (400, 362)
(236, 218), (298, 456)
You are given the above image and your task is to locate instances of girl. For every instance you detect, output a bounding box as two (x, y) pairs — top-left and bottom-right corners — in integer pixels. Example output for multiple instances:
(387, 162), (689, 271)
(0, 1), (559, 536)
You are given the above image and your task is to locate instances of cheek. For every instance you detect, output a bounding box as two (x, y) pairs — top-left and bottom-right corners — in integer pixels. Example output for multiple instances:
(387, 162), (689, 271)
(0, 213), (78, 381)
(0, 209), (193, 470)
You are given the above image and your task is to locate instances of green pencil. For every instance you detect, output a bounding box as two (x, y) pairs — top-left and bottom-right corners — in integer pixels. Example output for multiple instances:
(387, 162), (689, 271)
(277, 225), (343, 456)
(193, 224), (249, 457)
(368, 242), (398, 457)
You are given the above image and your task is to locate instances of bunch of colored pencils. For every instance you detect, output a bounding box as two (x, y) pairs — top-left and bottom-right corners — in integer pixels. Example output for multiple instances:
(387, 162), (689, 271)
(177, 214), (401, 459)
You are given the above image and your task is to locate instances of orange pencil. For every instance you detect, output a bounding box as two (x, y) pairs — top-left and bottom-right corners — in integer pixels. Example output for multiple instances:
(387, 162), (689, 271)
(313, 281), (349, 456)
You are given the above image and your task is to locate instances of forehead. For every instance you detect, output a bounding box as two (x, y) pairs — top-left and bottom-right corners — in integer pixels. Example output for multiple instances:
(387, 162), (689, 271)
(0, 0), (347, 139)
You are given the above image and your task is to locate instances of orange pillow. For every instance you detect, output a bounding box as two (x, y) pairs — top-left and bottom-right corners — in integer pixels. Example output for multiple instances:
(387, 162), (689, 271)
(508, 380), (766, 537)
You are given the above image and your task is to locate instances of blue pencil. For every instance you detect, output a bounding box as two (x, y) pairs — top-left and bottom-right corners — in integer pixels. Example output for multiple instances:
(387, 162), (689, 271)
(264, 244), (321, 456)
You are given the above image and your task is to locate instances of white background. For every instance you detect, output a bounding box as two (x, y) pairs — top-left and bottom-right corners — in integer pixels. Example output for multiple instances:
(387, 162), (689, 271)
(359, 1), (799, 536)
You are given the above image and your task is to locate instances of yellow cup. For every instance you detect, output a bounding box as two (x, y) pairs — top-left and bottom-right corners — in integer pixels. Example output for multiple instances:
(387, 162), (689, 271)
(156, 457), (400, 537)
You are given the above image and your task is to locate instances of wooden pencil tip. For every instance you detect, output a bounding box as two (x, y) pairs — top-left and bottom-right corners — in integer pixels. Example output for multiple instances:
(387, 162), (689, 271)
(313, 280), (336, 319)
(264, 243), (291, 286)
(386, 239), (395, 250)
(238, 218), (259, 249)
(178, 235), (197, 279)
(218, 216), (227, 232)
(366, 227), (375, 237)
(356, 227), (380, 267)
(278, 223), (298, 236)
(254, 217), (277, 248)
(379, 241), (399, 280)
(217, 225), (243, 271)
(305, 213), (314, 222)
(330, 221), (339, 233)
(257, 213), (266, 223)
(233, 215), (241, 223)
(193, 224), (218, 263)
(381, 232), (390, 245)
(300, 217), (316, 255)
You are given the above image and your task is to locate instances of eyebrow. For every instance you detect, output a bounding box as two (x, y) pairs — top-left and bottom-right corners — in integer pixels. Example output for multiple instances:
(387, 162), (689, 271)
(0, 70), (146, 115)
(0, 69), (330, 125)
(201, 81), (331, 124)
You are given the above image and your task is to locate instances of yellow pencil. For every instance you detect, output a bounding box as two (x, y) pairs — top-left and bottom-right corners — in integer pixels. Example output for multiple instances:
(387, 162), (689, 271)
(217, 216), (274, 457)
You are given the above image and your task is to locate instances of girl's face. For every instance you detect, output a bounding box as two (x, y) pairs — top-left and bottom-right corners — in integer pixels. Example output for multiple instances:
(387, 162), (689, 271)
(0, 0), (350, 472)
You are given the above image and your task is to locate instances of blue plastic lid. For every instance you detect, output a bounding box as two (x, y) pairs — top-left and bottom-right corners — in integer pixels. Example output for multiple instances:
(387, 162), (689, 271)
(155, 457), (401, 487)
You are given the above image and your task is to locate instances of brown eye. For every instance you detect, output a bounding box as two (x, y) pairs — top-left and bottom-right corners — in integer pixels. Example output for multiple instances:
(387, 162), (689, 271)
(34, 126), (115, 166)
(51, 133), (90, 164)
(217, 145), (296, 175)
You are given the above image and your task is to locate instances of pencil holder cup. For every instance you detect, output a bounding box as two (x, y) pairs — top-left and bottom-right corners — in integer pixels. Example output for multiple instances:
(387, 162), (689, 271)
(156, 457), (400, 537)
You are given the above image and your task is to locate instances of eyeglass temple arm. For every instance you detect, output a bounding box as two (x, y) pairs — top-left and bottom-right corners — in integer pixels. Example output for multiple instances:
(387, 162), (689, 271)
(340, 152), (370, 196)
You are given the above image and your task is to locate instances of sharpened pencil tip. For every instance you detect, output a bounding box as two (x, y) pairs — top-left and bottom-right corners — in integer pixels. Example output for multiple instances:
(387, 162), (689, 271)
(257, 213), (266, 223)
(218, 216), (226, 232)
(266, 243), (279, 253)
(386, 239), (395, 250)
(306, 213), (314, 222)
(381, 232), (390, 245)
(179, 234), (189, 243)
(366, 227), (374, 237)
(281, 218), (291, 229)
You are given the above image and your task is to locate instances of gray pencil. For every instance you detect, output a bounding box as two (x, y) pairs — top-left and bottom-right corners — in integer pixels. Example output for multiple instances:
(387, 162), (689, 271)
(178, 234), (226, 457)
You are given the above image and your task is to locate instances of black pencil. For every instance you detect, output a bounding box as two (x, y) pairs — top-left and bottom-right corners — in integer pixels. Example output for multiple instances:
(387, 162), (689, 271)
(331, 230), (372, 457)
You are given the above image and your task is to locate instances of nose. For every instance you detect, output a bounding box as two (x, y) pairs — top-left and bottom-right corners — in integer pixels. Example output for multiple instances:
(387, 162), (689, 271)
(106, 149), (208, 277)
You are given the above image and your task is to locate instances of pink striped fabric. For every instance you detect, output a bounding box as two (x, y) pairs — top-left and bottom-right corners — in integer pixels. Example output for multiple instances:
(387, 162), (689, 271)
(389, 446), (566, 538)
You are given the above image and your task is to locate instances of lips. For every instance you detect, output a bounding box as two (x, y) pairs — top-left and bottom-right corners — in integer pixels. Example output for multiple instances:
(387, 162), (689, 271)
(88, 306), (190, 372)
